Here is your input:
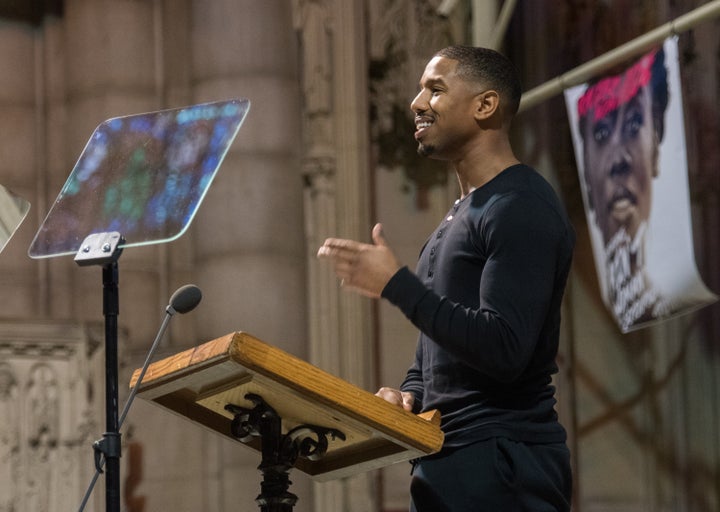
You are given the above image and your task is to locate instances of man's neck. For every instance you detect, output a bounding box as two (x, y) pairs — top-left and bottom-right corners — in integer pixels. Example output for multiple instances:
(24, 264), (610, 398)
(436, 128), (520, 197)
(454, 149), (520, 197)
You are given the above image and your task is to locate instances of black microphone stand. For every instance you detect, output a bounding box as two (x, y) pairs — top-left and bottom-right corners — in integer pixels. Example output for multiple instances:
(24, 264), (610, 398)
(75, 232), (124, 512)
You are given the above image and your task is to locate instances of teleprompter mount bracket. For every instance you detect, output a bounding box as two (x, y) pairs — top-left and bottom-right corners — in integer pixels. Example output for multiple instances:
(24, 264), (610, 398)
(74, 232), (124, 267)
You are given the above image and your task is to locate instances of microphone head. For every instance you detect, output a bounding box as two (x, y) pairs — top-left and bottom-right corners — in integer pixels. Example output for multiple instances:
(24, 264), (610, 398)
(169, 284), (202, 314)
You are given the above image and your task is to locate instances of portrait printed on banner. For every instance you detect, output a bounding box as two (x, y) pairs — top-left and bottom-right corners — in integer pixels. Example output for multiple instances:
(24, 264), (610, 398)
(564, 37), (717, 333)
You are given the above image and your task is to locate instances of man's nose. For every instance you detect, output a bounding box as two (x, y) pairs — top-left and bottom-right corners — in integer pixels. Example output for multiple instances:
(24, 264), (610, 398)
(411, 90), (427, 113)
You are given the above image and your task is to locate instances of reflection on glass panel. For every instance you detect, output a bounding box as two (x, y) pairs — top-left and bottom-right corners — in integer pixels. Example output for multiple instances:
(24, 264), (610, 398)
(29, 98), (251, 259)
(0, 184), (30, 255)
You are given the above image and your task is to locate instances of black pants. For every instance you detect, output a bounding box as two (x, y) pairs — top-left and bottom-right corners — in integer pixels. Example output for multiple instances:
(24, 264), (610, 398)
(409, 437), (572, 512)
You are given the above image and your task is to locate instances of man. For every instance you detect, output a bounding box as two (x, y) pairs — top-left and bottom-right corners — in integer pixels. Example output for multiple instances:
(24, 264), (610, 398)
(318, 46), (574, 511)
(576, 47), (671, 331)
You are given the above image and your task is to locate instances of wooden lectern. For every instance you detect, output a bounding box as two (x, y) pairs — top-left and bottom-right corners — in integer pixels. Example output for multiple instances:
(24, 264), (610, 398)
(130, 331), (444, 511)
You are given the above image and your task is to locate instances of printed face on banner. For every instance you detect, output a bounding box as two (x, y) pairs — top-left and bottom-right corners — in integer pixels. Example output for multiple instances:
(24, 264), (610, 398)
(565, 37), (717, 332)
(577, 51), (659, 247)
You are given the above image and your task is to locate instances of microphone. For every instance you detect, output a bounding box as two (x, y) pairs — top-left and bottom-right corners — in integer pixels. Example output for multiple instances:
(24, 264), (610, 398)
(77, 284), (202, 512)
(167, 284), (203, 315)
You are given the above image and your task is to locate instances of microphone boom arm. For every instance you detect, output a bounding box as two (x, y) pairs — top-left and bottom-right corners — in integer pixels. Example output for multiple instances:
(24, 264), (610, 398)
(76, 281), (201, 512)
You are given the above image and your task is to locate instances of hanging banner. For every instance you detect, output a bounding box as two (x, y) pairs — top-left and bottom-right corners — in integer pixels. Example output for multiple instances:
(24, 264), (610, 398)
(564, 36), (717, 333)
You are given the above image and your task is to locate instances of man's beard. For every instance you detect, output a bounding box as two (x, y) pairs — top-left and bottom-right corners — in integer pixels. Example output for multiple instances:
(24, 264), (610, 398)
(417, 142), (434, 157)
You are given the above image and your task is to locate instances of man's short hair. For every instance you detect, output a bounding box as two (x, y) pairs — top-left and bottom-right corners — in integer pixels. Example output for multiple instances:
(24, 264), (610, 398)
(435, 45), (522, 118)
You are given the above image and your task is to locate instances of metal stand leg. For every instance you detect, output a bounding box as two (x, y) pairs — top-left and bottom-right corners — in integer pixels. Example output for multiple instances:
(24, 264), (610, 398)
(74, 232), (125, 512)
(101, 261), (121, 512)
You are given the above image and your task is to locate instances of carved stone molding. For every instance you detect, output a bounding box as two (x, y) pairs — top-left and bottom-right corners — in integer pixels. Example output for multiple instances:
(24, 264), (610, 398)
(302, 154), (337, 193)
(293, 0), (335, 157)
(0, 320), (113, 512)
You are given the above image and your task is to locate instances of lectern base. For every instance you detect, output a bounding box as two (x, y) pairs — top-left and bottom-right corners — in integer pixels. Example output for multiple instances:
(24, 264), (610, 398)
(130, 330), (444, 503)
(225, 393), (345, 511)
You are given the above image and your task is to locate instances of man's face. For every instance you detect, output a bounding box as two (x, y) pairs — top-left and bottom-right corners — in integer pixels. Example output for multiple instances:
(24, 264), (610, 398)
(410, 56), (481, 160)
(582, 82), (659, 244)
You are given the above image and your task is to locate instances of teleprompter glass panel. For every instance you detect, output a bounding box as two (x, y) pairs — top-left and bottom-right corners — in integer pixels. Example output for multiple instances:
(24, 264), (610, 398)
(28, 98), (250, 258)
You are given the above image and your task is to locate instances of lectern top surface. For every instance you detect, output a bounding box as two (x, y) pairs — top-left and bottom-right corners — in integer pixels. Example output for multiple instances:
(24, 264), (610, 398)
(131, 331), (444, 481)
(28, 98), (250, 258)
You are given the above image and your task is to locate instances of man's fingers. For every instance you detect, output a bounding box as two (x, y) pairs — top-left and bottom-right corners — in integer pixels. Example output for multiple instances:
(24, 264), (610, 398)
(401, 392), (414, 411)
(321, 237), (360, 251)
(317, 234), (392, 299)
(372, 223), (388, 247)
(375, 387), (407, 407)
(317, 238), (361, 260)
(317, 242), (357, 286)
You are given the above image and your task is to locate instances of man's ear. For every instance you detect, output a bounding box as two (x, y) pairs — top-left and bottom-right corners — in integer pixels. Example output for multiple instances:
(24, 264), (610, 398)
(474, 90), (500, 121)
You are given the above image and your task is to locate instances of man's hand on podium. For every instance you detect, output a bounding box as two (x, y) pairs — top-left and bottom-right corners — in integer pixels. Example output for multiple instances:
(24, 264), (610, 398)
(375, 387), (415, 412)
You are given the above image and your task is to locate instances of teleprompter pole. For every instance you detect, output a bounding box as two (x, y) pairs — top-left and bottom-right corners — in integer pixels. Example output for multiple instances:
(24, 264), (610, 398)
(74, 232), (124, 512)
(102, 261), (121, 512)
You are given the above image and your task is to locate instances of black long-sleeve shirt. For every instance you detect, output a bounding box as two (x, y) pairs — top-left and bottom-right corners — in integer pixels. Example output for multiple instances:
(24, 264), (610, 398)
(382, 164), (575, 449)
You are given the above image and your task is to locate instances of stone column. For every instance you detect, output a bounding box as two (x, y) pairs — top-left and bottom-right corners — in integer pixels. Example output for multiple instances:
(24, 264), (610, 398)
(59, 0), (166, 356)
(0, 5), (152, 512)
(295, 0), (377, 510)
(188, 1), (311, 511)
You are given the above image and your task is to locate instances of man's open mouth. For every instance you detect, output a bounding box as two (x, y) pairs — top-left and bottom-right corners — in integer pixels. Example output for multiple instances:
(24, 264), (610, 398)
(415, 116), (434, 137)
